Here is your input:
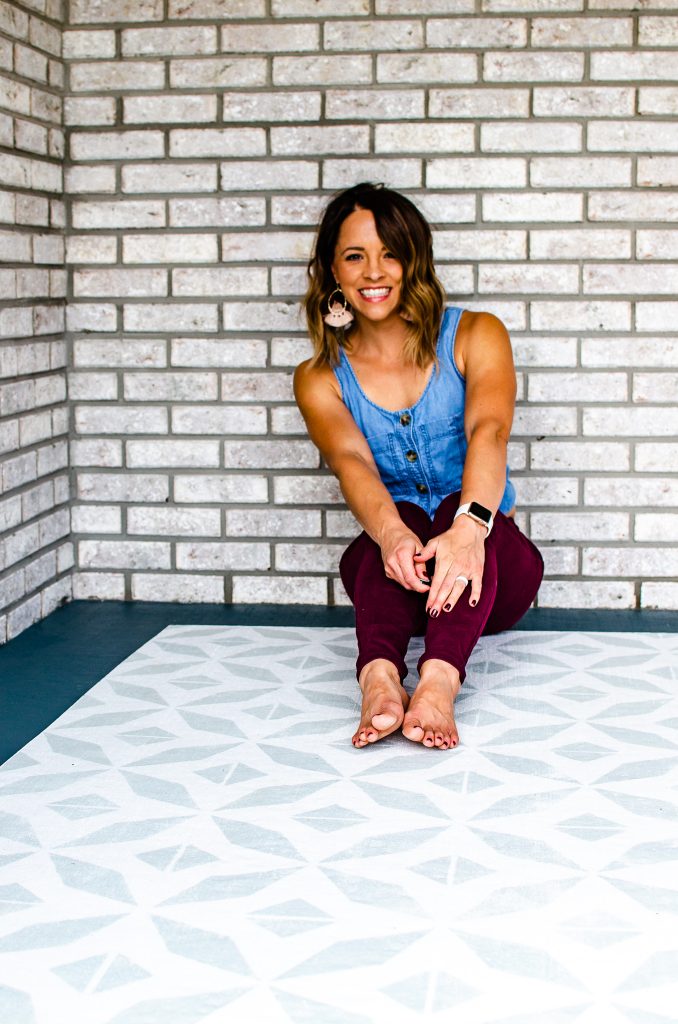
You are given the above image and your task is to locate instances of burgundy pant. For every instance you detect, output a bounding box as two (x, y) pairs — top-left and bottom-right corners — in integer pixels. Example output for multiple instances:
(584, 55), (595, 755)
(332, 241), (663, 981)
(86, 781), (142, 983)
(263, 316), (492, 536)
(339, 492), (544, 684)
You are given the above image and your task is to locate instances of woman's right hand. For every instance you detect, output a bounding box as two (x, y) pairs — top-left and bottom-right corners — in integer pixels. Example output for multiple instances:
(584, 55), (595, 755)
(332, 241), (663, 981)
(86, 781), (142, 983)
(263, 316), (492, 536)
(379, 526), (431, 592)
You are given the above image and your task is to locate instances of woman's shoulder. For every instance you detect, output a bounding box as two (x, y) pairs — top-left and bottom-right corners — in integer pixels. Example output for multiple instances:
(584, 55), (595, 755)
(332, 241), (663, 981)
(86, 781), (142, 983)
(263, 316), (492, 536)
(454, 309), (510, 374)
(293, 355), (342, 406)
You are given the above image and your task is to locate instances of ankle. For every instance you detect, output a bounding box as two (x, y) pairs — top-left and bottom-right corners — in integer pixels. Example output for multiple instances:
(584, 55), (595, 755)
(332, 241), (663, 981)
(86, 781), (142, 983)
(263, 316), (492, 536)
(418, 659), (461, 694)
(359, 658), (401, 692)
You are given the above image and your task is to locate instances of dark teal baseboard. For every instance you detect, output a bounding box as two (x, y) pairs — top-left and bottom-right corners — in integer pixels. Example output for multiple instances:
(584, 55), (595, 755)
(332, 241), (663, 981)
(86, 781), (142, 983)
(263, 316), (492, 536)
(2, 600), (677, 765)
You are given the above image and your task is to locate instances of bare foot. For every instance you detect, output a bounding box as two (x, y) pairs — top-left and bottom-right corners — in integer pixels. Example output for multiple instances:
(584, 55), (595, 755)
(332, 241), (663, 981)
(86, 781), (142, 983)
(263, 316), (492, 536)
(353, 658), (410, 748)
(402, 659), (461, 750)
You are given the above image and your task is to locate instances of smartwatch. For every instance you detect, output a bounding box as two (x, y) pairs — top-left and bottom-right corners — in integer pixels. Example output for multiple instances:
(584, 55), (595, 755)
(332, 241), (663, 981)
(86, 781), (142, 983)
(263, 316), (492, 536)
(454, 501), (494, 536)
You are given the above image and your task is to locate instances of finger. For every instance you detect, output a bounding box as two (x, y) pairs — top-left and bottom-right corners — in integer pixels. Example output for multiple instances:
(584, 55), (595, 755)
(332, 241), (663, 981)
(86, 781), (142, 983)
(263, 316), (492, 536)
(414, 538), (438, 562)
(426, 561), (455, 613)
(469, 575), (482, 608)
(399, 552), (430, 592)
(443, 576), (470, 613)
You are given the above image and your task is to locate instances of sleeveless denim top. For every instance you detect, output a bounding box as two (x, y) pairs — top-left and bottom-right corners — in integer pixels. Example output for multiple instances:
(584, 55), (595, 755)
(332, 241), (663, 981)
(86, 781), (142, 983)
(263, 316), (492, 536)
(332, 305), (516, 518)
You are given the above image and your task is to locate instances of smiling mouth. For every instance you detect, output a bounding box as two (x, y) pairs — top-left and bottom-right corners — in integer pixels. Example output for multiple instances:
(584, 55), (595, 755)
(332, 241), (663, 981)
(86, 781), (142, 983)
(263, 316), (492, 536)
(359, 287), (392, 300)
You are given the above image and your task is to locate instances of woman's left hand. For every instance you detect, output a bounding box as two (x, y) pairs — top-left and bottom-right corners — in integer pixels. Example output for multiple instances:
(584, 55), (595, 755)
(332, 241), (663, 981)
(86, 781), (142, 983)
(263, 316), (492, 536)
(414, 516), (486, 616)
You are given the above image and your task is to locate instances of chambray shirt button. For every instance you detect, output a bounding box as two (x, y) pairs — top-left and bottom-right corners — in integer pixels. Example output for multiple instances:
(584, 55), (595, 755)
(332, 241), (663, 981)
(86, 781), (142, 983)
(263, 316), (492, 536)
(400, 413), (411, 426)
(406, 450), (418, 462)
(416, 483), (427, 494)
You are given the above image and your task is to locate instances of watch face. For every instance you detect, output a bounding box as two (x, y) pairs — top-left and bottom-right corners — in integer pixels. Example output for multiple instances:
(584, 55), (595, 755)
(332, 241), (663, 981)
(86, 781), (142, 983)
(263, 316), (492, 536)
(468, 501), (492, 524)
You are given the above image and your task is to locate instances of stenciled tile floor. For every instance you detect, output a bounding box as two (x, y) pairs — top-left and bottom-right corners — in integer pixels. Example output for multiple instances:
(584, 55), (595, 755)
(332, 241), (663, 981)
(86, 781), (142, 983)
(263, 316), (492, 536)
(1, 626), (678, 1024)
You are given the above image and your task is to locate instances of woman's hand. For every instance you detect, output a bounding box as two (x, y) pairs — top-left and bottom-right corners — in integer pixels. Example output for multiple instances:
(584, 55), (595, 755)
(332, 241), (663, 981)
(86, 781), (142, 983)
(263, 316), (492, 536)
(414, 516), (486, 615)
(380, 525), (430, 592)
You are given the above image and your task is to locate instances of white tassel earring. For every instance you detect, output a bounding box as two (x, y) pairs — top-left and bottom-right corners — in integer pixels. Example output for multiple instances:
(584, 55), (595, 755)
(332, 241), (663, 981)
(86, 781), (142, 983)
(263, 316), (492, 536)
(323, 285), (355, 328)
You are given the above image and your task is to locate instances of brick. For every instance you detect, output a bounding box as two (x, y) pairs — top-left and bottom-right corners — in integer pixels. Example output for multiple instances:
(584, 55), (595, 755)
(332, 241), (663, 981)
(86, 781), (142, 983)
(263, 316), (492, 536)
(435, 229), (527, 261)
(221, 372), (292, 403)
(173, 267), (267, 296)
(325, 89), (424, 122)
(512, 406), (577, 436)
(65, 165), (116, 193)
(483, 192), (583, 221)
(232, 575), (327, 605)
(534, 86), (634, 118)
(0, 2), (28, 39)
(531, 158), (631, 188)
(638, 158), (678, 188)
(127, 507), (221, 537)
(582, 337), (678, 367)
(70, 60), (164, 92)
(482, 123), (581, 153)
(270, 337), (313, 366)
(529, 371), (627, 402)
(77, 473), (169, 503)
(589, 192), (678, 222)
(589, 120), (678, 153)
(25, 551), (57, 592)
(224, 92), (320, 124)
(124, 95), (217, 126)
(325, 510), (359, 538)
(275, 543), (343, 573)
(170, 57), (266, 89)
(378, 52), (476, 84)
(221, 232), (313, 263)
(427, 17), (527, 47)
(376, 122), (474, 154)
(591, 51), (678, 81)
(638, 90), (678, 117)
(641, 583), (678, 611)
(639, 16), (678, 46)
(583, 406), (678, 437)
(588, 478), (678, 509)
(70, 131), (165, 163)
(272, 125), (369, 157)
(583, 547), (678, 578)
(484, 51), (583, 81)
(516, 476), (581, 506)
(79, 540), (170, 570)
(67, 304), (117, 332)
(127, 440), (220, 468)
(432, 88), (532, 118)
(220, 161), (318, 192)
(479, 263), (578, 294)
(222, 23), (318, 52)
(169, 0), (266, 15)
(0, 73), (30, 114)
(70, 439), (123, 467)
(530, 301), (630, 332)
(73, 572), (125, 600)
(70, 0), (163, 21)
(7, 597), (43, 639)
(74, 268), (167, 298)
(63, 29), (115, 59)
(531, 441), (629, 472)
(67, 235), (117, 263)
(326, 19), (421, 50)
(274, 475), (343, 505)
(637, 303), (678, 331)
(585, 263), (678, 295)
(531, 228), (630, 260)
(531, 512), (628, 541)
(124, 371), (218, 402)
(122, 25), (216, 57)
(633, 372), (678, 404)
(533, 16), (631, 46)
(64, 96), (116, 127)
(124, 304), (218, 333)
(273, 55), (372, 86)
(123, 234), (217, 264)
(71, 505), (121, 533)
(74, 338), (166, 368)
(169, 197), (265, 228)
(223, 301), (302, 332)
(0, 230), (32, 262)
(75, 406), (167, 435)
(538, 581), (635, 609)
(274, 0), (368, 11)
(169, 128), (265, 158)
(324, 159), (421, 189)
(226, 509), (321, 538)
(171, 337), (266, 368)
(270, 267), (307, 296)
(0, 307), (34, 340)
(636, 444), (678, 472)
(223, 440), (318, 470)
(15, 118), (48, 156)
(173, 474), (267, 503)
(2, 451), (37, 492)
(68, 371), (118, 400)
(132, 573), (224, 603)
(176, 541), (269, 571)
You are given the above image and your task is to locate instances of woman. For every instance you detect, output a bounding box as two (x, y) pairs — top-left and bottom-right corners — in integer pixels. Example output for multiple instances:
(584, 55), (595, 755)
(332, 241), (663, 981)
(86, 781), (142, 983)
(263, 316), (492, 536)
(294, 183), (543, 751)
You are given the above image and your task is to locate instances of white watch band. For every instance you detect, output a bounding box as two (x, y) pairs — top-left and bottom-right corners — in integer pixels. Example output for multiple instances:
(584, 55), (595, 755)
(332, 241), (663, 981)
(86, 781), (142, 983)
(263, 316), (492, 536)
(454, 502), (493, 536)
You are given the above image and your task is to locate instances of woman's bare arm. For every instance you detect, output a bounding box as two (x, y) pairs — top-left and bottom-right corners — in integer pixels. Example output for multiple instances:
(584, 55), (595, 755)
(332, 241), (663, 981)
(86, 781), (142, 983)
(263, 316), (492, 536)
(294, 359), (429, 592)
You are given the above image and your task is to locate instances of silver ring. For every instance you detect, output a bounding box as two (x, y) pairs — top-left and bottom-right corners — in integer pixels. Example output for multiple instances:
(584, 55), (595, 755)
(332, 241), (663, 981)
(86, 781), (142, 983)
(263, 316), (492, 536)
(455, 575), (470, 587)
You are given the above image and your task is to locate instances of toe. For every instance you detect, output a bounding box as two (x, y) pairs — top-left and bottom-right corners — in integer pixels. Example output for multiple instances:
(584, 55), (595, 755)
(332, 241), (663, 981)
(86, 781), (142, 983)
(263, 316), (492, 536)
(372, 710), (399, 730)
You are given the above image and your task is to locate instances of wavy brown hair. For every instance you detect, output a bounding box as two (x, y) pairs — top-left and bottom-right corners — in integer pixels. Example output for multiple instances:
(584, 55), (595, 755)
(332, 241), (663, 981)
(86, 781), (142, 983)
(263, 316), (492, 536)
(304, 183), (447, 369)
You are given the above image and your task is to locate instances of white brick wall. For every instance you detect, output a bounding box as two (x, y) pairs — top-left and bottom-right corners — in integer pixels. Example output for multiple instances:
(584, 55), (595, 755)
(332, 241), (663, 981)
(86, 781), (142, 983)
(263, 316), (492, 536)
(0, 0), (70, 641)
(1, 2), (678, 641)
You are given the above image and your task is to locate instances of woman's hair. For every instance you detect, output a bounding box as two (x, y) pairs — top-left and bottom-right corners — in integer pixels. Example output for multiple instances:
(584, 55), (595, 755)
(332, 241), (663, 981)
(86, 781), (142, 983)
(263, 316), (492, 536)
(304, 182), (446, 369)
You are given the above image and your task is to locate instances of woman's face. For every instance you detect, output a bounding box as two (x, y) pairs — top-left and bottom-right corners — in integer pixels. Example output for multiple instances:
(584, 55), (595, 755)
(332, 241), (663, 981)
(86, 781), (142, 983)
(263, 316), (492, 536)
(331, 207), (403, 326)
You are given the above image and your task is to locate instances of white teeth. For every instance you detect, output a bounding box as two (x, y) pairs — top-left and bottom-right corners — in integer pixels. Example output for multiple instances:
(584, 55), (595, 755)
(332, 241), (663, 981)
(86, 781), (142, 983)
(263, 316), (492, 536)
(360, 287), (390, 297)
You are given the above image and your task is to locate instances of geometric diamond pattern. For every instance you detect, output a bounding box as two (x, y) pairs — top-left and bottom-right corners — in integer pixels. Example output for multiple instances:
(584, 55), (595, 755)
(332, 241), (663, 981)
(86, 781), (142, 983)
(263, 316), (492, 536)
(1, 625), (678, 1023)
